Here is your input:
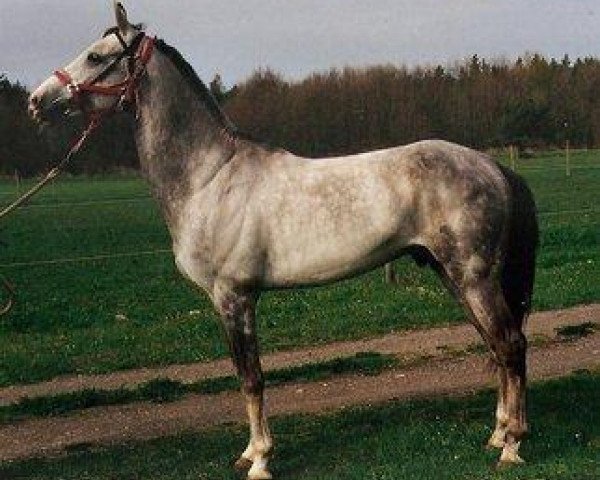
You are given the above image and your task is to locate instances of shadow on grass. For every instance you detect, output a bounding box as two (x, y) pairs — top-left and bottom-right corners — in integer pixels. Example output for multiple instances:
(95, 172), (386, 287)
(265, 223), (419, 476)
(555, 321), (599, 340)
(1, 372), (599, 479)
(0, 352), (398, 424)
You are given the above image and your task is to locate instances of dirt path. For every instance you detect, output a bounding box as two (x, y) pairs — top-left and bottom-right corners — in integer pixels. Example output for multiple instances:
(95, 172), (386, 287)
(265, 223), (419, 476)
(1, 303), (598, 406)
(0, 303), (598, 462)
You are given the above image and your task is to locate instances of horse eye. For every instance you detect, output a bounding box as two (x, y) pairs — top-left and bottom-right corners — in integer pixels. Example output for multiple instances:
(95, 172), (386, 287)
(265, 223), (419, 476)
(87, 52), (104, 65)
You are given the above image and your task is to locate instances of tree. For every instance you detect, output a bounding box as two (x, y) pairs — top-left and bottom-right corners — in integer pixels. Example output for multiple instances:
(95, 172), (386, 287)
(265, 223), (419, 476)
(209, 73), (238, 104)
(0, 75), (52, 176)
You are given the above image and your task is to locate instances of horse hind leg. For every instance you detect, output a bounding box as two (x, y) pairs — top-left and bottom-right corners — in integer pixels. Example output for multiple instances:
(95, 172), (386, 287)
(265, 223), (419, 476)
(487, 368), (509, 450)
(459, 275), (528, 465)
(427, 245), (526, 464)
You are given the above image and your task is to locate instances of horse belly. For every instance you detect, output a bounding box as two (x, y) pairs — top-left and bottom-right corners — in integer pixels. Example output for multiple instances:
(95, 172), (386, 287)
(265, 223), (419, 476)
(264, 197), (413, 287)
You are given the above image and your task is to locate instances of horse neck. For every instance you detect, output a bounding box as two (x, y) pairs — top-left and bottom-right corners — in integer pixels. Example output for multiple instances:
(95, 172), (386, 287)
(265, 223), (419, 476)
(134, 48), (235, 225)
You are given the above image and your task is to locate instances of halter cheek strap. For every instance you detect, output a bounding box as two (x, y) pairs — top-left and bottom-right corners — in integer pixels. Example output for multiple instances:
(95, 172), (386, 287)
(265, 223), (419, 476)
(122, 34), (155, 107)
(53, 33), (155, 118)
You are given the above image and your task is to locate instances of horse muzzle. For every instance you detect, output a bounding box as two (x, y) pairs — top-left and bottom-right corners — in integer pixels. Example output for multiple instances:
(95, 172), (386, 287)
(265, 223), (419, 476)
(30, 94), (76, 124)
(28, 76), (79, 124)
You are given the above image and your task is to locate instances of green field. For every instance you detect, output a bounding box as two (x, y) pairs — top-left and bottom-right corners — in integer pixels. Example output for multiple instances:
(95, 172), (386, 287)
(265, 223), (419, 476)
(0, 150), (599, 385)
(2, 370), (599, 479)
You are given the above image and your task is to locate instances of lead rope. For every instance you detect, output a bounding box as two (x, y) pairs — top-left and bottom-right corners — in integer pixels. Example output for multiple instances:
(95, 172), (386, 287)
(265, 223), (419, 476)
(0, 118), (101, 219)
(0, 277), (14, 316)
(0, 116), (102, 315)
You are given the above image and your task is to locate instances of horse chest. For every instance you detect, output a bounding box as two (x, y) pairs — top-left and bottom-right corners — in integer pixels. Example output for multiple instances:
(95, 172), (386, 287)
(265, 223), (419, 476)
(171, 195), (259, 291)
(170, 206), (217, 291)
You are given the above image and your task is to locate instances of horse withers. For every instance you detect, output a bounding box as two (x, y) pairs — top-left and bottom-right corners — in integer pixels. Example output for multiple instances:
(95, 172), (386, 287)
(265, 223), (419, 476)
(29, 3), (538, 478)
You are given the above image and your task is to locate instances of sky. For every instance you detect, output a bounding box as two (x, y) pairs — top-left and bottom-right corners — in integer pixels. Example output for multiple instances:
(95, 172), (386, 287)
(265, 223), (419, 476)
(2, 1), (600, 89)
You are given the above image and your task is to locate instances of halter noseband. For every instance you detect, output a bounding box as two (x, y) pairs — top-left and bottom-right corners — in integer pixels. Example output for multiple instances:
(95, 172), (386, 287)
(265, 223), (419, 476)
(54, 31), (155, 118)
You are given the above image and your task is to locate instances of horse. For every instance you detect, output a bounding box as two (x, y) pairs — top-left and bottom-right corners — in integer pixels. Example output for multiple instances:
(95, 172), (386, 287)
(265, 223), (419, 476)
(29, 3), (538, 478)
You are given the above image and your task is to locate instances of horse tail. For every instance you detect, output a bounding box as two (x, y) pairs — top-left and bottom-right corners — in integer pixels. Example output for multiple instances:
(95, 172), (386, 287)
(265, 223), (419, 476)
(498, 164), (539, 327)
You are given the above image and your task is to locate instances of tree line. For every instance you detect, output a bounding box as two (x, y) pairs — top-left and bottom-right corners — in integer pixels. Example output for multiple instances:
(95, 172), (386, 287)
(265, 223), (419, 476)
(2, 53), (600, 176)
(223, 53), (600, 157)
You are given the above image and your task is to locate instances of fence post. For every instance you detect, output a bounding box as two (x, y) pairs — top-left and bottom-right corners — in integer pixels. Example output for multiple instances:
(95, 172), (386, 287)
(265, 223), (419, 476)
(509, 145), (516, 170)
(565, 140), (571, 177)
(14, 170), (20, 194)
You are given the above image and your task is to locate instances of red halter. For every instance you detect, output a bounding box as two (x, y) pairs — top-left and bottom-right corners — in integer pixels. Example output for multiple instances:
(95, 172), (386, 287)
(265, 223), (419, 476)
(53, 33), (155, 119)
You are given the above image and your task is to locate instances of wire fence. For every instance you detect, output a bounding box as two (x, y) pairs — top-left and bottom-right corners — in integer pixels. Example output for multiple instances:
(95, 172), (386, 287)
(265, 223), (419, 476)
(0, 249), (171, 269)
(3, 197), (152, 210)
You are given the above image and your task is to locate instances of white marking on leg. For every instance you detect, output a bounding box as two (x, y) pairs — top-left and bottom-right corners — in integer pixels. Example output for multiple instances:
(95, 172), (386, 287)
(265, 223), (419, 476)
(488, 369), (508, 449)
(240, 390), (272, 479)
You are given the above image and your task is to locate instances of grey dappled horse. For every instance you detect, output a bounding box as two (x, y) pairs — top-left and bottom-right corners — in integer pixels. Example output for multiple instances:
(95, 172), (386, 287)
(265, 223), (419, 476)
(29, 4), (538, 478)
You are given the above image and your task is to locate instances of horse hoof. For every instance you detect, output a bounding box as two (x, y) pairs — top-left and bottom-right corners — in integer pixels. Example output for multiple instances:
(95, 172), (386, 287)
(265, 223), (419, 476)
(234, 456), (253, 471)
(248, 468), (273, 480)
(247, 459), (273, 480)
(497, 451), (525, 467)
(496, 458), (525, 470)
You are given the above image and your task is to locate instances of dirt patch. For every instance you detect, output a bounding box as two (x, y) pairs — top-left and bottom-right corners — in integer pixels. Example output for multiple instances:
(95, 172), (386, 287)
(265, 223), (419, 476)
(0, 304), (598, 462)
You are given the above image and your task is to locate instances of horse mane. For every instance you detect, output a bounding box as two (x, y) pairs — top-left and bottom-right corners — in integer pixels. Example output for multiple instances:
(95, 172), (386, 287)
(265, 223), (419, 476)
(102, 24), (239, 135)
(154, 39), (238, 135)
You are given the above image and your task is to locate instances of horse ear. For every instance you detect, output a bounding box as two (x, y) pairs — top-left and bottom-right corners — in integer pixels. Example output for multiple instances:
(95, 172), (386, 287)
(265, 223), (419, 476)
(113, 1), (129, 33)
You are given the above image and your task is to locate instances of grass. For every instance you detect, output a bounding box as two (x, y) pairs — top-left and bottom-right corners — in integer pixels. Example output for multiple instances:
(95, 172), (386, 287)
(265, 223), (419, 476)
(0, 352), (398, 423)
(0, 150), (598, 385)
(1, 370), (599, 479)
(555, 321), (599, 340)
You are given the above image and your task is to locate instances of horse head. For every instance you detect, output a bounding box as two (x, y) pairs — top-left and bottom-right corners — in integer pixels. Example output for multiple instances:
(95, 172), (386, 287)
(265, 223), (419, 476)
(28, 2), (150, 123)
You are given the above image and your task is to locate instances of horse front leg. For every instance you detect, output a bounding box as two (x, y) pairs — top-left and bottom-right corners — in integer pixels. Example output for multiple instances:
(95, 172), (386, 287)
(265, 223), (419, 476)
(215, 288), (273, 480)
